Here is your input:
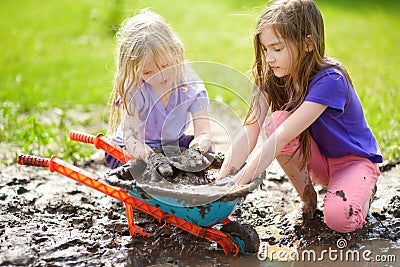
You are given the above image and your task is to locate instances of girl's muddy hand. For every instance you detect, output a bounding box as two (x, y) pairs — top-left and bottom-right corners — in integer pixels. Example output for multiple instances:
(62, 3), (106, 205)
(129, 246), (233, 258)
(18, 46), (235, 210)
(190, 136), (212, 154)
(214, 175), (237, 187)
(300, 186), (317, 222)
(299, 183), (317, 221)
(301, 201), (317, 222)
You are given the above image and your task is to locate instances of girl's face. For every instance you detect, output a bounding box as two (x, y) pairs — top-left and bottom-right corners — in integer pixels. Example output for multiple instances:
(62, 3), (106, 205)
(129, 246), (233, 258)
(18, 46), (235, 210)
(141, 56), (176, 90)
(259, 26), (298, 78)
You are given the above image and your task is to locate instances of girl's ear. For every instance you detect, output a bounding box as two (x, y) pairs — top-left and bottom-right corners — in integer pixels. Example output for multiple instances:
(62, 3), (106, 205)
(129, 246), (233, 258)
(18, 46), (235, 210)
(304, 35), (314, 52)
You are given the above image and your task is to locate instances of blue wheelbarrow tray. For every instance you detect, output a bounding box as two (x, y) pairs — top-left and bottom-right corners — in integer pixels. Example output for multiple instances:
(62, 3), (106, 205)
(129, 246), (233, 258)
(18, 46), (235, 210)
(108, 172), (264, 227)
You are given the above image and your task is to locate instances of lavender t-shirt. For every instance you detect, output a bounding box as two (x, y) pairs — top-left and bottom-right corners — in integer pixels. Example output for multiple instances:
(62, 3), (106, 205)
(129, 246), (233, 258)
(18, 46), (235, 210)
(305, 66), (382, 163)
(114, 69), (209, 148)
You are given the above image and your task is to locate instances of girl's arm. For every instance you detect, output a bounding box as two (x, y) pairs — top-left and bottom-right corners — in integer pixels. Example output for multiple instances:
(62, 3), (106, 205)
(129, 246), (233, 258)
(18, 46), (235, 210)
(218, 95), (270, 179)
(121, 107), (153, 163)
(190, 107), (212, 153)
(233, 101), (327, 185)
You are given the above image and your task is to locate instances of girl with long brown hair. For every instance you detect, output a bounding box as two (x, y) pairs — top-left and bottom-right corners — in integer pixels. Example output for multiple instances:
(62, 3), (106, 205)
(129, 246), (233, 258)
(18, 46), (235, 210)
(218, 0), (382, 233)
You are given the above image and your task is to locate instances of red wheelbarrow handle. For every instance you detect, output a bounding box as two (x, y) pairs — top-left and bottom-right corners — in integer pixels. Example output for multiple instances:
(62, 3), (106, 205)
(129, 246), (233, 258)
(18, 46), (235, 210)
(17, 153), (152, 238)
(17, 154), (49, 167)
(17, 154), (102, 184)
(70, 130), (132, 163)
(17, 153), (241, 255)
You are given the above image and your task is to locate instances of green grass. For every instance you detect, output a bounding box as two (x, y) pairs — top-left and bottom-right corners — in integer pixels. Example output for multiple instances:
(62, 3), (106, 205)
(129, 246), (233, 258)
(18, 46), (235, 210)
(1, 0), (399, 162)
(319, 0), (400, 161)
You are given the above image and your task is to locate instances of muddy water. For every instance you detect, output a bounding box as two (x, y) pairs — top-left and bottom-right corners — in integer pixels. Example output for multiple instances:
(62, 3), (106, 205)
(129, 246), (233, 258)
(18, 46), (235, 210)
(1, 156), (399, 266)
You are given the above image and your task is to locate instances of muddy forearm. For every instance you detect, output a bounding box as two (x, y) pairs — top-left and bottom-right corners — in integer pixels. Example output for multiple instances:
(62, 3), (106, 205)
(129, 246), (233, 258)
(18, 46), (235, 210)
(124, 133), (152, 162)
(122, 112), (153, 162)
(218, 125), (258, 179)
(234, 138), (274, 185)
(192, 108), (212, 153)
(191, 131), (212, 153)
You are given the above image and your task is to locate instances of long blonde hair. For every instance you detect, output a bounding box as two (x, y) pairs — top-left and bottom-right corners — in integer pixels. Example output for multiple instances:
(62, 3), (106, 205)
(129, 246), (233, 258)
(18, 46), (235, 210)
(108, 9), (185, 136)
(246, 0), (353, 168)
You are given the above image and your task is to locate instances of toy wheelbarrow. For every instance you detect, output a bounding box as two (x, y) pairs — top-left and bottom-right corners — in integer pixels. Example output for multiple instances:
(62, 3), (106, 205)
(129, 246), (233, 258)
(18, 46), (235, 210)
(17, 130), (261, 255)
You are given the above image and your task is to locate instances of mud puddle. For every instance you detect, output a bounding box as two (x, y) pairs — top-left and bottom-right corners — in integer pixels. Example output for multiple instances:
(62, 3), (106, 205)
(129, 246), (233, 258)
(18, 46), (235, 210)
(1, 153), (399, 266)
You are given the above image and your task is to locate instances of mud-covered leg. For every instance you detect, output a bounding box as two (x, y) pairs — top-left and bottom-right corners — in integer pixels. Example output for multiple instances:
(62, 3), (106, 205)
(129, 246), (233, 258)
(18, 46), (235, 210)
(277, 154), (317, 222)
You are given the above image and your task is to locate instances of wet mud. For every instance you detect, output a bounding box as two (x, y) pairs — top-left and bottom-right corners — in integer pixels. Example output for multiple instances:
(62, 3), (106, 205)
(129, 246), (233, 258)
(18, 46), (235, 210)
(1, 153), (400, 266)
(105, 146), (223, 187)
(105, 148), (263, 207)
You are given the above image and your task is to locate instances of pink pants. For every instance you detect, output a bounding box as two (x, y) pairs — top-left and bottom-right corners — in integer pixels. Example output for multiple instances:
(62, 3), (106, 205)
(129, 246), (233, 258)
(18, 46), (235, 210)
(265, 111), (380, 233)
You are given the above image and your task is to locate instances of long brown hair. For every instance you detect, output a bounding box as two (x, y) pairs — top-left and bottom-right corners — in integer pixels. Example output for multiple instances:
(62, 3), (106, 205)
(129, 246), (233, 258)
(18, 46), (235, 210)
(246, 0), (352, 168)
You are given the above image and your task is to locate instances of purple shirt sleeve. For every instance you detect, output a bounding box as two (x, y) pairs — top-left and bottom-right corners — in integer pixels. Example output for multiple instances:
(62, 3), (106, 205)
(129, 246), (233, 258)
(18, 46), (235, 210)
(187, 83), (209, 113)
(305, 68), (348, 112)
(305, 67), (382, 163)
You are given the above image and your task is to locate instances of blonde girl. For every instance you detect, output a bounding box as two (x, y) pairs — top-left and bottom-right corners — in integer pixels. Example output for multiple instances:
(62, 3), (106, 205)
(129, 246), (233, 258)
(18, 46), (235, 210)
(106, 10), (212, 169)
(218, 0), (382, 233)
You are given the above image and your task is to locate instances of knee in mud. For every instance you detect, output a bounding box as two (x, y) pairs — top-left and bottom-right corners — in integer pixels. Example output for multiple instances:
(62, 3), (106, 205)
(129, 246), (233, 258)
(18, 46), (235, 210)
(323, 202), (365, 233)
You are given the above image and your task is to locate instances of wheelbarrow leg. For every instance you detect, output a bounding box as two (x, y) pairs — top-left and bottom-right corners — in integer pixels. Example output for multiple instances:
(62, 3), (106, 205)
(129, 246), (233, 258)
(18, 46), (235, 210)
(17, 154), (243, 255)
(125, 203), (151, 238)
(221, 217), (233, 225)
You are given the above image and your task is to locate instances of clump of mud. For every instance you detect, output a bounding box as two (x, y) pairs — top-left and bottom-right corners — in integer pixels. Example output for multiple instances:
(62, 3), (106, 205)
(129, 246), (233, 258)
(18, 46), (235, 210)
(1, 152), (400, 266)
(105, 146), (224, 188)
(105, 146), (263, 208)
(384, 195), (400, 218)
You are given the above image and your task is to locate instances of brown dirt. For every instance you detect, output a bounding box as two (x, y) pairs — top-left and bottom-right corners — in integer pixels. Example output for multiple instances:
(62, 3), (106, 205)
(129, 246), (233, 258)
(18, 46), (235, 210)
(1, 148), (399, 266)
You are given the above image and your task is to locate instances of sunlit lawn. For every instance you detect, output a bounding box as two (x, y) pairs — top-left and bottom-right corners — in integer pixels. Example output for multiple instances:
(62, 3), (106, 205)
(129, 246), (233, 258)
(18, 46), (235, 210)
(0, 0), (398, 161)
